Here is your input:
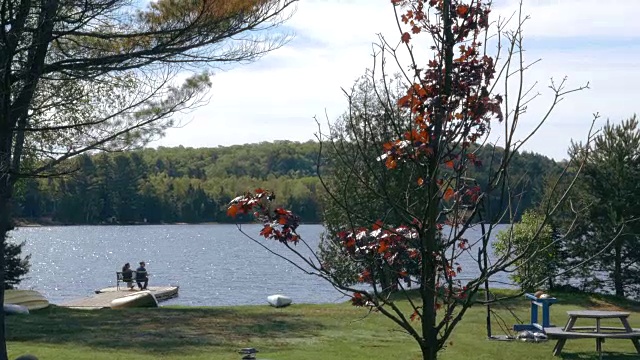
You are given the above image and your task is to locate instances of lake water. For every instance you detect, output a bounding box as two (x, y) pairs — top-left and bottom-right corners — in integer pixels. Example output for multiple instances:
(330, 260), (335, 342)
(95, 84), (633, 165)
(8, 224), (511, 306)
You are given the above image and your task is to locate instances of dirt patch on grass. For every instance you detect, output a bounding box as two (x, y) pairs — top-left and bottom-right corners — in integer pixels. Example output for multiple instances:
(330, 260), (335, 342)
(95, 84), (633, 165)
(584, 298), (626, 311)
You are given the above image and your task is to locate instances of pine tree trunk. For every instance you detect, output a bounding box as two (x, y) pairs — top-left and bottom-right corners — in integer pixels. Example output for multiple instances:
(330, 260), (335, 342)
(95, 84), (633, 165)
(0, 184), (10, 360)
(0, 222), (7, 360)
(614, 238), (624, 297)
(0, 110), (11, 360)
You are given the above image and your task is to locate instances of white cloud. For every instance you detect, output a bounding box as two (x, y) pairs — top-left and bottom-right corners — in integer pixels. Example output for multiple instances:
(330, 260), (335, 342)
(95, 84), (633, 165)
(153, 0), (640, 160)
(494, 0), (640, 38)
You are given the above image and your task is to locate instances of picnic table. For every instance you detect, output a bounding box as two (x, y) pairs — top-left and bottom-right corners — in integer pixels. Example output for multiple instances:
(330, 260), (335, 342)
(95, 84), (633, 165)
(545, 310), (640, 359)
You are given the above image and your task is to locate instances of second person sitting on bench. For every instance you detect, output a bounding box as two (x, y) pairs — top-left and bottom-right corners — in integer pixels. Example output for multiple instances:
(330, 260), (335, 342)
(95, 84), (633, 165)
(136, 261), (149, 290)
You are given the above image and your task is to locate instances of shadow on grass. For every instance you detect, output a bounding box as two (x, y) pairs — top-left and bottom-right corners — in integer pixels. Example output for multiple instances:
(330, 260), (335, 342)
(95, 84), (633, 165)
(7, 306), (324, 355)
(560, 352), (640, 359)
(388, 288), (640, 312)
(550, 292), (640, 312)
(473, 289), (640, 311)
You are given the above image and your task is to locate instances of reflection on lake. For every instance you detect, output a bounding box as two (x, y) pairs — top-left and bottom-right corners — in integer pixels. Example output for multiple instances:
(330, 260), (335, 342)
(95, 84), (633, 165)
(9, 224), (511, 306)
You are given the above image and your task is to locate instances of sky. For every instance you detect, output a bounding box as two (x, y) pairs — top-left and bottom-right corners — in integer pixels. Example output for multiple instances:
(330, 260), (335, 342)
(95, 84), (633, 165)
(151, 0), (640, 160)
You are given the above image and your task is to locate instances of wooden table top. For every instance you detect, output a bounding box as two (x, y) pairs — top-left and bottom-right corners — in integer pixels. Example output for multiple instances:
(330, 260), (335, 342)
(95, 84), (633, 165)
(567, 310), (631, 318)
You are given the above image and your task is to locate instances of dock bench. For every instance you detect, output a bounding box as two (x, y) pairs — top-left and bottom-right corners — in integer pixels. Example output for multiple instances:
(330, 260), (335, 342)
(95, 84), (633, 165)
(116, 271), (136, 290)
(547, 310), (640, 359)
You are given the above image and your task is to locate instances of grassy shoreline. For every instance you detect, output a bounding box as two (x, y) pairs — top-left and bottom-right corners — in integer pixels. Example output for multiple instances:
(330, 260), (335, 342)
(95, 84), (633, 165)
(7, 290), (640, 360)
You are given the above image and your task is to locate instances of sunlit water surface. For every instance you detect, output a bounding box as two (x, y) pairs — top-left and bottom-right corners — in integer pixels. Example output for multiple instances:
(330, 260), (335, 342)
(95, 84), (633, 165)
(9, 224), (511, 306)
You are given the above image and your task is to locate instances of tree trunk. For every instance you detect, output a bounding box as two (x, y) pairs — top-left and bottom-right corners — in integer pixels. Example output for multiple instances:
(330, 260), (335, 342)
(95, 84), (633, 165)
(418, 1), (454, 358)
(0, 151), (11, 360)
(482, 225), (491, 338)
(0, 90), (10, 360)
(0, 202), (8, 360)
(420, 256), (438, 360)
(614, 238), (624, 297)
(422, 128), (441, 360)
(421, 337), (438, 360)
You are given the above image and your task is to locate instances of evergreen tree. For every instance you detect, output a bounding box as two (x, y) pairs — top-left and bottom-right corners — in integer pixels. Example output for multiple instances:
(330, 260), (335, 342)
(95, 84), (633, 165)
(564, 116), (640, 297)
(4, 237), (30, 290)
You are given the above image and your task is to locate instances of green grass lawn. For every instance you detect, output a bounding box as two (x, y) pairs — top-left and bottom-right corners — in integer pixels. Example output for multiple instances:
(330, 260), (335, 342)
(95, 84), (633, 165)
(6, 290), (640, 360)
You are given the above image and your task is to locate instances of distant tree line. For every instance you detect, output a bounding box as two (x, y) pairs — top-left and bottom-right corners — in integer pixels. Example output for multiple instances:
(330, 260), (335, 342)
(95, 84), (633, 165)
(13, 140), (561, 225)
(15, 141), (321, 224)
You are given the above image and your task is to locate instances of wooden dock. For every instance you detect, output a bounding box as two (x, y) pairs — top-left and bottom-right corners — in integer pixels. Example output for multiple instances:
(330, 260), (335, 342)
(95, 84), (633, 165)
(60, 286), (179, 309)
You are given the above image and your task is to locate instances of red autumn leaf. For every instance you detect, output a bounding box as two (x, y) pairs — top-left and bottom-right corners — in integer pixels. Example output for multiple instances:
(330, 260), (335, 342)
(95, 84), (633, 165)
(372, 220), (384, 230)
(443, 188), (454, 201)
(278, 217), (287, 225)
(401, 32), (411, 44)
(227, 204), (238, 217)
(410, 310), (421, 321)
(453, 55), (466, 63)
(345, 238), (356, 248)
(397, 94), (412, 107)
(399, 270), (408, 277)
(358, 269), (372, 282)
(417, 177), (424, 186)
(405, 128), (429, 143)
(456, 5), (469, 17)
(445, 160), (454, 169)
(411, 25), (421, 34)
(378, 240), (389, 253)
(351, 292), (367, 306)
(260, 225), (273, 238)
(385, 157), (398, 169)
(413, 84), (428, 97)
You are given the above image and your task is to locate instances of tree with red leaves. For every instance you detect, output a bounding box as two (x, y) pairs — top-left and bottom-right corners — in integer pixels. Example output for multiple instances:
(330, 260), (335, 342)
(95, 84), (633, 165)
(229, 1), (595, 359)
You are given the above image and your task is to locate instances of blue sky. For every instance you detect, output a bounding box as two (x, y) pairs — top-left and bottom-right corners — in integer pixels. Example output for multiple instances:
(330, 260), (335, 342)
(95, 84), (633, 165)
(152, 0), (640, 160)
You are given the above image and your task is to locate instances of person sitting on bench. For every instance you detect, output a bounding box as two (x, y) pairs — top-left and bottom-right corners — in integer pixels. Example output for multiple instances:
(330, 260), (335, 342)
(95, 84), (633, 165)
(136, 261), (149, 290)
(121, 263), (135, 290)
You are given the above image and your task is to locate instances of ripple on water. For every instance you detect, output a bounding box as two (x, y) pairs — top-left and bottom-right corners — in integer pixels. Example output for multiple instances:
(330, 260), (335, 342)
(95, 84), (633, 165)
(9, 223), (511, 306)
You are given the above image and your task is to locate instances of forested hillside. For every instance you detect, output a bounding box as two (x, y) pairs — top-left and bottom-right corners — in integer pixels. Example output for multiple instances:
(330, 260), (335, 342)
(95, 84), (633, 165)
(13, 141), (561, 225)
